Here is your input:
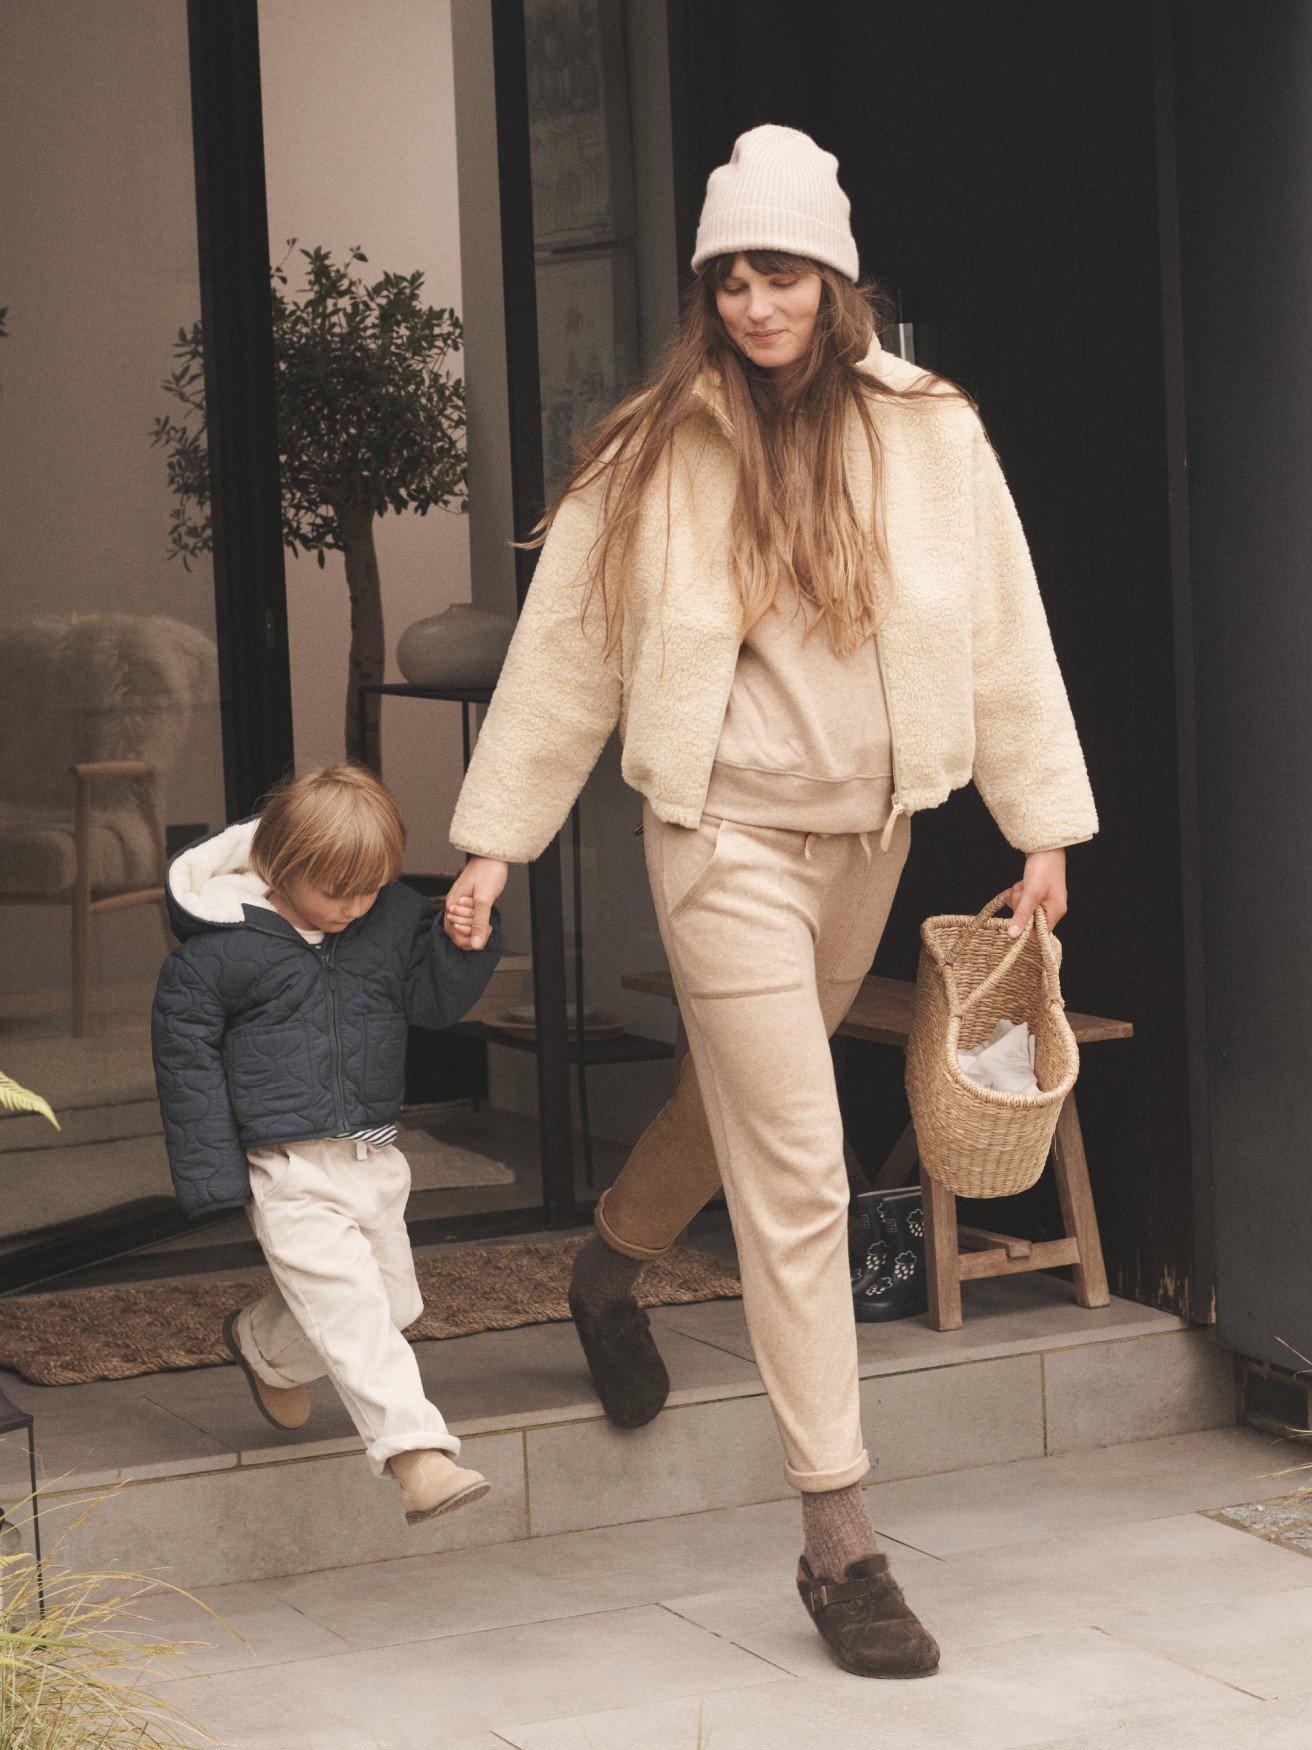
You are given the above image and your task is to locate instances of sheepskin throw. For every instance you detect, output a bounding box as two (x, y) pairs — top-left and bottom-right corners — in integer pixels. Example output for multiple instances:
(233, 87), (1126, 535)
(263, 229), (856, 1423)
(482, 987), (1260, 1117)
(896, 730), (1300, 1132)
(0, 612), (218, 809)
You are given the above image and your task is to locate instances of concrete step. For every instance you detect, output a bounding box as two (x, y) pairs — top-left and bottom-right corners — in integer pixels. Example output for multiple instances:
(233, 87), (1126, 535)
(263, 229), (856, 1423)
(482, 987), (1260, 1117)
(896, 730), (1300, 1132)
(0, 1273), (1234, 1590)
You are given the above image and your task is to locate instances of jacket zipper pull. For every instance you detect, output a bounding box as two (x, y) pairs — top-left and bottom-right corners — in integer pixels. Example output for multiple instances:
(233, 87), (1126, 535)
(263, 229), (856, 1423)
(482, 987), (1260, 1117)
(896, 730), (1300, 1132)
(879, 798), (906, 854)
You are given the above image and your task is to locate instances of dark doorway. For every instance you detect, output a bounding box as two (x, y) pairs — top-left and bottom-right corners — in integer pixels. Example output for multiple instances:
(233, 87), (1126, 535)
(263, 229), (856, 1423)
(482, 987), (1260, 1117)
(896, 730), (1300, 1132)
(665, 0), (1206, 1318)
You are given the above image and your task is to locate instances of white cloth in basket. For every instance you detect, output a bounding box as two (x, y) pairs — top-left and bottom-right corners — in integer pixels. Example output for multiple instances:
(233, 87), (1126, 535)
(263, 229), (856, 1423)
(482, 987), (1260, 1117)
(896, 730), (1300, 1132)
(956, 1019), (1039, 1094)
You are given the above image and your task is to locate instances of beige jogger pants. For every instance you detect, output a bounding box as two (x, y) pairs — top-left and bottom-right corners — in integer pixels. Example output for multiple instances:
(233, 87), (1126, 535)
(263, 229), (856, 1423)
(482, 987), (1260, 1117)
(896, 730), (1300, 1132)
(607, 795), (909, 1490)
(234, 1137), (458, 1475)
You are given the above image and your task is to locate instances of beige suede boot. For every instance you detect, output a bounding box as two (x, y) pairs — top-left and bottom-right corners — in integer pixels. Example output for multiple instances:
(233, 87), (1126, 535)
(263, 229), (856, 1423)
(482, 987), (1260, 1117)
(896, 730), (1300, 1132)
(221, 1310), (311, 1431)
(388, 1449), (490, 1526)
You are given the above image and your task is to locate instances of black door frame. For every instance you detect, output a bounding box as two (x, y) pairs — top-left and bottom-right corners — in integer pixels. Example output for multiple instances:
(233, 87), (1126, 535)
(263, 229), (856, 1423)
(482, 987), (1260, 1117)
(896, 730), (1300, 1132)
(1149, 0), (1216, 1315)
(488, 0), (582, 1232)
(186, 0), (295, 818)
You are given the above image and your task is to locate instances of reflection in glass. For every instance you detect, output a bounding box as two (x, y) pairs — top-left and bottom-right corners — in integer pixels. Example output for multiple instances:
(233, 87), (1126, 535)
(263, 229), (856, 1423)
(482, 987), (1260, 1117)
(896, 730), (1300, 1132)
(258, 1), (544, 1231)
(0, 2), (224, 1265)
(527, 0), (639, 499)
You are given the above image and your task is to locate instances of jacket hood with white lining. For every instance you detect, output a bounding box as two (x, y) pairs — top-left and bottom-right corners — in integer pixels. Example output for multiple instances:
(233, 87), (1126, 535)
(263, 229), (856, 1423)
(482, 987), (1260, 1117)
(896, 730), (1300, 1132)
(165, 817), (280, 940)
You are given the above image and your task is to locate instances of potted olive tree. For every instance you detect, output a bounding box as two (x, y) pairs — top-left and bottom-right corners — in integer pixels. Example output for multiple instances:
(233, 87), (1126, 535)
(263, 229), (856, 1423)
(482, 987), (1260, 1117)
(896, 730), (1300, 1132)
(154, 244), (467, 772)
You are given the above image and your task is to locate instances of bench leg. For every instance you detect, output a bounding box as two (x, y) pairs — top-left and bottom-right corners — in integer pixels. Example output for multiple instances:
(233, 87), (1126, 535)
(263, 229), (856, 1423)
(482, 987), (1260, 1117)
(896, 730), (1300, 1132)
(919, 1163), (963, 1331)
(843, 1136), (869, 1201)
(1051, 1093), (1111, 1308)
(872, 1120), (919, 1190)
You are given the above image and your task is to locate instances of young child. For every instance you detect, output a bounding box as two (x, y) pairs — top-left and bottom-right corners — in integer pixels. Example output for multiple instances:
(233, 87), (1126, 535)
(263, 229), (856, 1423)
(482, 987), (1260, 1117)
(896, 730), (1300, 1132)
(152, 764), (503, 1525)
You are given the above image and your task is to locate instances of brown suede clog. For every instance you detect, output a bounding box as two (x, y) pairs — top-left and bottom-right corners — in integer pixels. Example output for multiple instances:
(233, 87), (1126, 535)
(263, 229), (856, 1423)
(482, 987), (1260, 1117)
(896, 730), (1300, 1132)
(797, 1552), (940, 1679)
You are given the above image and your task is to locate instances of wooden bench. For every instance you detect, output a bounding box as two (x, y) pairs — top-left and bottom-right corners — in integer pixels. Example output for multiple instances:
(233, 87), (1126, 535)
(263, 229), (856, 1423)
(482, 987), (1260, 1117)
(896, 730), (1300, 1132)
(620, 969), (1133, 1331)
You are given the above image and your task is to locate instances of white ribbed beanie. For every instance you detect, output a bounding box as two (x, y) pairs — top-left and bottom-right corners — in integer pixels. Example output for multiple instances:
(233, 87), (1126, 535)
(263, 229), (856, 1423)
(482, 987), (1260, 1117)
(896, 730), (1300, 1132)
(691, 124), (859, 281)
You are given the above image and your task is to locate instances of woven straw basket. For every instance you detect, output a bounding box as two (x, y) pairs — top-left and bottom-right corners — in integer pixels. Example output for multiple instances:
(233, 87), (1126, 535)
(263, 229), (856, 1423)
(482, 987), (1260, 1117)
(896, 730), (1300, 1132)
(905, 891), (1079, 1199)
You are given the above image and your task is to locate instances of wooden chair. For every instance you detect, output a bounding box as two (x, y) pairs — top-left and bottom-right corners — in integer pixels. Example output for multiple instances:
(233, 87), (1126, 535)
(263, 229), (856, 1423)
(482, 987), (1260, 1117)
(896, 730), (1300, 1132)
(621, 968), (1132, 1331)
(2, 768), (175, 1038)
(0, 614), (217, 1035)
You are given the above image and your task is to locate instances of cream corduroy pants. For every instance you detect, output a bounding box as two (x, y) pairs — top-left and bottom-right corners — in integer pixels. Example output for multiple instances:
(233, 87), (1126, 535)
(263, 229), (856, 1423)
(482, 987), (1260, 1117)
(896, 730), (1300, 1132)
(628, 794), (909, 1490)
(234, 1137), (458, 1475)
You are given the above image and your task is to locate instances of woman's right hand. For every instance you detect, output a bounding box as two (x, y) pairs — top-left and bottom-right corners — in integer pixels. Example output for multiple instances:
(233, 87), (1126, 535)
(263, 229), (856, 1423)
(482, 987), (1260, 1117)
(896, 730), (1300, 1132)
(443, 855), (508, 951)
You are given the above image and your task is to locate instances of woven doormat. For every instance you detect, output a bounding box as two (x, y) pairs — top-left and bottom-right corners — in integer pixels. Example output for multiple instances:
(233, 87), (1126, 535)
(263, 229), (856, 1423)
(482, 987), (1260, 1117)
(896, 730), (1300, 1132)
(0, 1236), (741, 1387)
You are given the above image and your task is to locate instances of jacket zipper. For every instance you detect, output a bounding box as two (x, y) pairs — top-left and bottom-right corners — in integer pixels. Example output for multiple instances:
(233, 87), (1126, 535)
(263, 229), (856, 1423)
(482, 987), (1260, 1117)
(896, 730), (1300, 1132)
(240, 916), (352, 1129)
(873, 632), (908, 852)
(317, 937), (349, 1132)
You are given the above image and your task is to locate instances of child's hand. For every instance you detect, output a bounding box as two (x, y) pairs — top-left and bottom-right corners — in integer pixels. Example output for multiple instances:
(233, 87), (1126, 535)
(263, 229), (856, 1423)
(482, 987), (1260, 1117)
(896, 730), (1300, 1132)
(444, 856), (508, 950)
(444, 893), (479, 949)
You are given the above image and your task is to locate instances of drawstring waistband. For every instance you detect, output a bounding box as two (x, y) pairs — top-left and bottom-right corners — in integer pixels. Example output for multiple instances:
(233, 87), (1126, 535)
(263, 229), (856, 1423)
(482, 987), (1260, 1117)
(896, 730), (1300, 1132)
(801, 804), (902, 862)
(804, 829), (874, 864)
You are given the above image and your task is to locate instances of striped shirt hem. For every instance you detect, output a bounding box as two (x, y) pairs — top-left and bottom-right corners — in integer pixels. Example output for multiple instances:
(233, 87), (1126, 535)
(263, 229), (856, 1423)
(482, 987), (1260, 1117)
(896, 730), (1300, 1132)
(336, 1125), (399, 1148)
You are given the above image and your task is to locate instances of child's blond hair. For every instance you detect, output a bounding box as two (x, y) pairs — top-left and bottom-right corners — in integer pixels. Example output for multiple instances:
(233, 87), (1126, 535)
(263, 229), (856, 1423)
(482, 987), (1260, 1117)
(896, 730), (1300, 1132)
(251, 764), (405, 897)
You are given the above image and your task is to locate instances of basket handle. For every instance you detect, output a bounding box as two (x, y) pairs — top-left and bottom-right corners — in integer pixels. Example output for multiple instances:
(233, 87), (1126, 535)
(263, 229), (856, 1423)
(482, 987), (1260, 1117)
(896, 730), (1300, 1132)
(1030, 902), (1065, 1009)
(947, 890), (1064, 1019)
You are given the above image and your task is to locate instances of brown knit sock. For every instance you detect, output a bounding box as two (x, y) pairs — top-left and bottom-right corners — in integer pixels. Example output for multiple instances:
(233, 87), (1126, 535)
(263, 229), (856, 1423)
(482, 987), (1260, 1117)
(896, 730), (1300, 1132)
(802, 1482), (880, 1580)
(570, 1231), (646, 1314)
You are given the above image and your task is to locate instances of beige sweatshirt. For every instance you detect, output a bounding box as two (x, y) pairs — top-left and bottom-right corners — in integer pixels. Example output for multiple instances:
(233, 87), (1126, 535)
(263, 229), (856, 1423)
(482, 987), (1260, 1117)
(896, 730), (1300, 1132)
(702, 583), (895, 832)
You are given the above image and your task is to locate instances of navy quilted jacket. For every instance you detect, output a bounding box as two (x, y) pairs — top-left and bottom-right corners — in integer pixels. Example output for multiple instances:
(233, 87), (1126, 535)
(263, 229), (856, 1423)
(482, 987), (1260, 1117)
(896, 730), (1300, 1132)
(151, 817), (503, 1217)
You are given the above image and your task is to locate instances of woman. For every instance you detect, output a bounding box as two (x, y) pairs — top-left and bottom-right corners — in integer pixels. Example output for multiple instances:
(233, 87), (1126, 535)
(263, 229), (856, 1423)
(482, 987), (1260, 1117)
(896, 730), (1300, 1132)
(443, 124), (1097, 1679)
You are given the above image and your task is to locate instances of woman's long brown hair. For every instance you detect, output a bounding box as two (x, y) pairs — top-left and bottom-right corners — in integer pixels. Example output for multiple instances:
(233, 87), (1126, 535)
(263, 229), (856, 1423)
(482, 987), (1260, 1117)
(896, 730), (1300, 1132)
(524, 251), (968, 661)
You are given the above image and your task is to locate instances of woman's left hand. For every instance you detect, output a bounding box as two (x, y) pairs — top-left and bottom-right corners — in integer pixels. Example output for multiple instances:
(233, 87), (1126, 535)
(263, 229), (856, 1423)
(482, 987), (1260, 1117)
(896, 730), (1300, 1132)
(1003, 848), (1068, 940)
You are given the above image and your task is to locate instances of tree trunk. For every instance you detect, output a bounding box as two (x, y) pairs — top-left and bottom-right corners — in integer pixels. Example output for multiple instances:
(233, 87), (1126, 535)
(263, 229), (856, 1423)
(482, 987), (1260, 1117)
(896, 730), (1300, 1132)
(338, 503), (385, 773)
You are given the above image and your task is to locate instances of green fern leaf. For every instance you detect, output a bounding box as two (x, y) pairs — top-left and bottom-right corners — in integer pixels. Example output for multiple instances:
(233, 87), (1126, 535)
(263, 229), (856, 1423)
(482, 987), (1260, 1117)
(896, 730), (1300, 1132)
(0, 1072), (60, 1130)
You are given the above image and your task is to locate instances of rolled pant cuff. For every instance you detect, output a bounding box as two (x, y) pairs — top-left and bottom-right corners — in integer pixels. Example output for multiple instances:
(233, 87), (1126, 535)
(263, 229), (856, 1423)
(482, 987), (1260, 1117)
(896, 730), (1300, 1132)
(235, 1308), (306, 1391)
(786, 1448), (871, 1493)
(368, 1430), (460, 1478)
(594, 1189), (673, 1262)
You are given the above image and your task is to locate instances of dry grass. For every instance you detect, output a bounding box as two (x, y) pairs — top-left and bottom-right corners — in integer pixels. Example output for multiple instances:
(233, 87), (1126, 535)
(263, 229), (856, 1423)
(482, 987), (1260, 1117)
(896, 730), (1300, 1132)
(0, 1493), (231, 1748)
(1273, 1337), (1312, 1497)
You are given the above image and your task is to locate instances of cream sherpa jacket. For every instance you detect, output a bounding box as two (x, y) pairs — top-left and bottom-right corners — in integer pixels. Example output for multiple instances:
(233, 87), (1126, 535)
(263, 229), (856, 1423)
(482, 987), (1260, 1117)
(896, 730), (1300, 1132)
(449, 338), (1097, 864)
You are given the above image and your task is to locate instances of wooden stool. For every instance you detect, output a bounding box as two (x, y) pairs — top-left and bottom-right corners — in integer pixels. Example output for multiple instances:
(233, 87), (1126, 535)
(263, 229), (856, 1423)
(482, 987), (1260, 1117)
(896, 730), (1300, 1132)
(621, 969), (1133, 1332)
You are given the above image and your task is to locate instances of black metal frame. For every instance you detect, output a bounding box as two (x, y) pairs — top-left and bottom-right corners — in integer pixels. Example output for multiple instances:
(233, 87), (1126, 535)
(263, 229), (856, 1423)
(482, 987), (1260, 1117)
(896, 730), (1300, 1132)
(487, 0), (582, 1229)
(186, 0), (295, 818)
(1149, 0), (1216, 1313)
(0, 1386), (44, 1617)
